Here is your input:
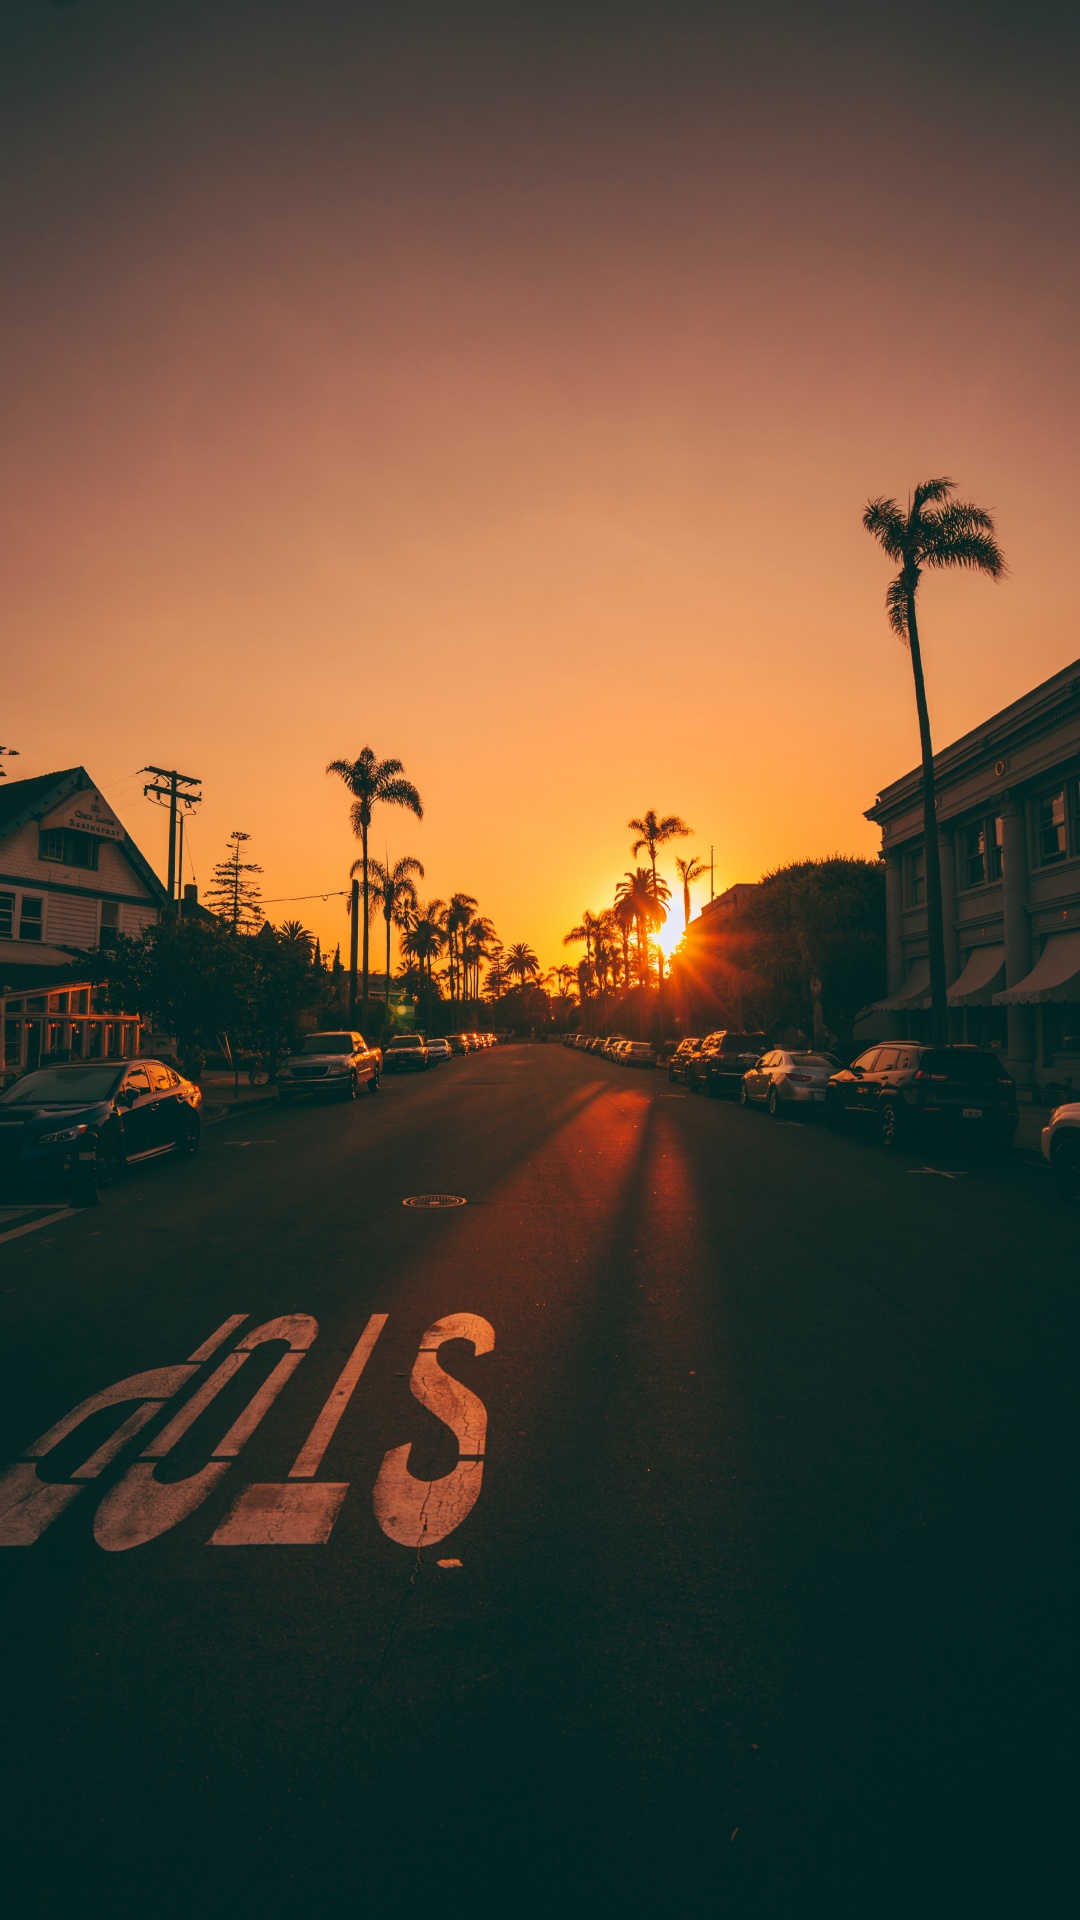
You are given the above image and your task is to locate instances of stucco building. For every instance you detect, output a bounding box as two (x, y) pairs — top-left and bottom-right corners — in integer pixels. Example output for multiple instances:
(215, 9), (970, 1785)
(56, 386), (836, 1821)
(865, 659), (1080, 1094)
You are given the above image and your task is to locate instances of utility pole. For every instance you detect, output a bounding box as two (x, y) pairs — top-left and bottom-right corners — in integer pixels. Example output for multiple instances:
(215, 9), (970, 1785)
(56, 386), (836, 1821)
(710, 845), (714, 901)
(142, 767), (202, 906)
(349, 877), (360, 1019)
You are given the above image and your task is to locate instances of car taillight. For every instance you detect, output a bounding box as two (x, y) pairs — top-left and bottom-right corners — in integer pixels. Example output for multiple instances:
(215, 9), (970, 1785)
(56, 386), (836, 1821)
(914, 1070), (948, 1082)
(788, 1072), (813, 1084)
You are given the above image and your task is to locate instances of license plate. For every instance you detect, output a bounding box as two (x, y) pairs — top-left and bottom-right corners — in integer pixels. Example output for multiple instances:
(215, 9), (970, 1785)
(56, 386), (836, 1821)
(962, 1107), (983, 1119)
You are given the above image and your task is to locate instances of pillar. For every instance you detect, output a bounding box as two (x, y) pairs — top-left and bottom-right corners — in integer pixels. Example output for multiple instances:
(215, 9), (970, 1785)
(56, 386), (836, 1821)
(884, 851), (904, 998)
(1001, 796), (1034, 1082)
(938, 824), (959, 984)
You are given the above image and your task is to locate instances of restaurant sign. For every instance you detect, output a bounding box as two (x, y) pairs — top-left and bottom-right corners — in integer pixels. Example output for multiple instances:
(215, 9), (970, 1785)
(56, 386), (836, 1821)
(42, 789), (125, 842)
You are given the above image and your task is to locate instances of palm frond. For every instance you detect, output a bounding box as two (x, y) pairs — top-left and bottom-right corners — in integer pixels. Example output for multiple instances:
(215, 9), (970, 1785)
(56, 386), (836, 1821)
(378, 777), (424, 817)
(921, 502), (1006, 579)
(884, 575), (910, 644)
(862, 497), (906, 560)
(911, 476), (955, 512)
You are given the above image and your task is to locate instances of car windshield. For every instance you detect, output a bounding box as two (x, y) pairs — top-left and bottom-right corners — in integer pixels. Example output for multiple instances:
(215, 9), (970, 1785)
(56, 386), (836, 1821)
(920, 1049), (1006, 1082)
(0, 1065), (123, 1105)
(301, 1035), (353, 1054)
(722, 1034), (768, 1050)
(387, 1037), (422, 1049)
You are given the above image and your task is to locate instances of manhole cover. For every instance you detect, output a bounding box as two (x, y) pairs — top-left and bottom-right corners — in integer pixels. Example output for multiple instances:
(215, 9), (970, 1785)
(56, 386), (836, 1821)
(402, 1193), (467, 1209)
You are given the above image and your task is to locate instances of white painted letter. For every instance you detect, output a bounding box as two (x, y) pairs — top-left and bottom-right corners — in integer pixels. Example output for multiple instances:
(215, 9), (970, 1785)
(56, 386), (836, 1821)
(373, 1313), (494, 1549)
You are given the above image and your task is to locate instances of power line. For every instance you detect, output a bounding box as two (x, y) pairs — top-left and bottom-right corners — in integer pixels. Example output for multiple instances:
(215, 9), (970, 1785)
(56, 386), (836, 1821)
(142, 766), (202, 905)
(260, 889), (349, 905)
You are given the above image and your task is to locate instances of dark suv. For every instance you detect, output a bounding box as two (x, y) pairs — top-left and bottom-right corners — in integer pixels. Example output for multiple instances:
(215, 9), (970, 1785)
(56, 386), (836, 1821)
(668, 1038), (702, 1083)
(687, 1032), (769, 1098)
(825, 1043), (1018, 1150)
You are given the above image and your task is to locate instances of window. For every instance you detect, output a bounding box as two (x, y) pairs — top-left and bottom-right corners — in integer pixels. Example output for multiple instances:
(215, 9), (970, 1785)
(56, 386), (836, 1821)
(100, 901), (119, 949)
(147, 1063), (172, 1093)
(19, 897), (43, 941)
(38, 827), (99, 870)
(852, 1049), (880, 1071)
(0, 891), (13, 940)
(964, 823), (986, 889)
(905, 849), (925, 906)
(875, 1048), (901, 1070)
(1037, 789), (1067, 865)
(989, 815), (1003, 881)
(123, 1067), (151, 1097)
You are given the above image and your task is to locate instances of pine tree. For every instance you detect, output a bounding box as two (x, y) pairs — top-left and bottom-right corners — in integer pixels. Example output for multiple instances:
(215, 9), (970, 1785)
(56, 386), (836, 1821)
(206, 830), (263, 933)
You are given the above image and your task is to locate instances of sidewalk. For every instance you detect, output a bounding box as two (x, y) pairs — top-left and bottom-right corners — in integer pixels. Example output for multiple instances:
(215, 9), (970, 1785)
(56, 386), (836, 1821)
(198, 1073), (279, 1124)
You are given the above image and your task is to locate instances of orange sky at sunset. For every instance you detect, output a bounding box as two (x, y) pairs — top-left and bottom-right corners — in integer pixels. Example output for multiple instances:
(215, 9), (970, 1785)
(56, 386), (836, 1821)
(3, 2), (1077, 971)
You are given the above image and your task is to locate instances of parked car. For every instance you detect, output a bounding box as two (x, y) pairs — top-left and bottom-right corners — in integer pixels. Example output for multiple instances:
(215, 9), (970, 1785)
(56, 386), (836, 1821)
(562, 1033), (578, 1047)
(447, 1034), (471, 1054)
(623, 1041), (657, 1068)
(0, 1058), (202, 1197)
(668, 1038), (702, 1083)
(278, 1031), (381, 1103)
(739, 1049), (840, 1116)
(573, 1034), (591, 1050)
(381, 1034), (430, 1074)
(426, 1038), (452, 1064)
(1042, 1101), (1080, 1203)
(825, 1043), (1018, 1149)
(687, 1032), (769, 1097)
(600, 1035), (629, 1058)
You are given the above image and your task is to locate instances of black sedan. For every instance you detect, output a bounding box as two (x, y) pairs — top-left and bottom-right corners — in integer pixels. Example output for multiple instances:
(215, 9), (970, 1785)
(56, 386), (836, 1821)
(0, 1059), (202, 1199)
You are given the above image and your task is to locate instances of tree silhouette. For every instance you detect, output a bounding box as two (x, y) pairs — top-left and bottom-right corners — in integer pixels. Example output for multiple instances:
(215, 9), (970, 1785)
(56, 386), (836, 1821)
(366, 855), (424, 1014)
(863, 479), (1005, 1041)
(327, 748), (423, 1018)
(674, 854), (708, 932)
(206, 831), (263, 933)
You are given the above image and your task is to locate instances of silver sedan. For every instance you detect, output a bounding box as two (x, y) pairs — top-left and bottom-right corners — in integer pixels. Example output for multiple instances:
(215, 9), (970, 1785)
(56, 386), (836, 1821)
(739, 1049), (841, 1117)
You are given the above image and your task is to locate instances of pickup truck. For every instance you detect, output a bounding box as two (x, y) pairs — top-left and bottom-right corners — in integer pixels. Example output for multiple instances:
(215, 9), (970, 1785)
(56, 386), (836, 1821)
(278, 1032), (381, 1104)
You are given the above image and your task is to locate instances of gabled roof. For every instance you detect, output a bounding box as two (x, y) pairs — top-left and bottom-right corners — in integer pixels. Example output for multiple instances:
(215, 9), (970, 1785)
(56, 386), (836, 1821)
(0, 767), (169, 907)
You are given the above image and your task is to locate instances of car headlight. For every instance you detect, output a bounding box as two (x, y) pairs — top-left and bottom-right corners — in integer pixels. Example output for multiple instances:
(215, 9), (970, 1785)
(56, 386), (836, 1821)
(328, 1060), (349, 1072)
(38, 1124), (87, 1145)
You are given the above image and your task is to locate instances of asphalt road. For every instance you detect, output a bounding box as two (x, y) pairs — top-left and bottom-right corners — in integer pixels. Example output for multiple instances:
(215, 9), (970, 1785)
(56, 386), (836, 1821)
(2, 1045), (1077, 1917)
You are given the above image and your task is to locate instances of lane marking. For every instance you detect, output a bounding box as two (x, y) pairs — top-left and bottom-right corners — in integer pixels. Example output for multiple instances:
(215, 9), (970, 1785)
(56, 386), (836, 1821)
(188, 1314), (249, 1363)
(0, 1207), (84, 1247)
(290, 1314), (388, 1478)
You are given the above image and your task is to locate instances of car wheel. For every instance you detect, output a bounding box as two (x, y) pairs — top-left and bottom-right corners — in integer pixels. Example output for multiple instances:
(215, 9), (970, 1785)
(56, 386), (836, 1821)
(368, 1068), (381, 1094)
(739, 1082), (750, 1107)
(346, 1071), (358, 1100)
(177, 1118), (201, 1155)
(825, 1093), (845, 1133)
(1052, 1134), (1080, 1205)
(767, 1086), (780, 1118)
(879, 1101), (903, 1150)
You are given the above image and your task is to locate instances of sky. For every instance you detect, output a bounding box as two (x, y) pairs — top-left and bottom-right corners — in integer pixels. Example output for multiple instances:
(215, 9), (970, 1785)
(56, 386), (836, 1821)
(2, 0), (1078, 970)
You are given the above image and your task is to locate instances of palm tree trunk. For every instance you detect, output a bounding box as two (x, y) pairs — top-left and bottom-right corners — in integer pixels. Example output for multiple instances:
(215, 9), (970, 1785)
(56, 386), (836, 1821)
(683, 882), (691, 931)
(360, 820), (371, 1021)
(385, 908), (392, 1017)
(907, 592), (948, 1046)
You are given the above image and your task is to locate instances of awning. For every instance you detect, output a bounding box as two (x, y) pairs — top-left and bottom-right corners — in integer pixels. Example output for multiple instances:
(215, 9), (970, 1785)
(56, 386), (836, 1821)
(874, 958), (930, 1011)
(947, 943), (1006, 1007)
(994, 929), (1080, 1005)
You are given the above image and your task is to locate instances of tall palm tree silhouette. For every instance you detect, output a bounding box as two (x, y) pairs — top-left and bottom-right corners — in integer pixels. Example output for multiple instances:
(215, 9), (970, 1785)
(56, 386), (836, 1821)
(674, 854), (707, 932)
(863, 480), (1006, 1042)
(563, 911), (601, 1016)
(366, 855), (424, 1015)
(505, 941), (540, 1032)
(327, 748), (423, 1018)
(629, 810), (689, 1015)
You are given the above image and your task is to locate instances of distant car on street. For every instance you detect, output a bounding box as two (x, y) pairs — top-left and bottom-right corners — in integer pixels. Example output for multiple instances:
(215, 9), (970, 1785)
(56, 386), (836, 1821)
(623, 1041), (657, 1068)
(425, 1038), (452, 1064)
(382, 1034), (430, 1073)
(687, 1032), (769, 1098)
(668, 1038), (702, 1083)
(1042, 1101), (1080, 1202)
(447, 1034), (471, 1055)
(825, 1043), (1017, 1150)
(278, 1032), (381, 1103)
(0, 1058), (202, 1197)
(739, 1049), (840, 1116)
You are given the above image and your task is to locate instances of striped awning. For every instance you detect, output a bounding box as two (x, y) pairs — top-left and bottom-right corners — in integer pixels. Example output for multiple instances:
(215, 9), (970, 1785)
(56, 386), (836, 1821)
(994, 929), (1080, 1006)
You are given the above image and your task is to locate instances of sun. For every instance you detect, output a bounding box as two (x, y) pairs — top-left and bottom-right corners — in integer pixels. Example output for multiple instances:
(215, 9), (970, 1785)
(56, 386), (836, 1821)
(657, 915), (684, 959)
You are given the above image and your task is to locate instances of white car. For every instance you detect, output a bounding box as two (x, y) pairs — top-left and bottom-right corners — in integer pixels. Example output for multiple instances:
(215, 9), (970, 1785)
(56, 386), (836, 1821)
(425, 1038), (452, 1064)
(1041, 1101), (1080, 1204)
(740, 1049), (840, 1117)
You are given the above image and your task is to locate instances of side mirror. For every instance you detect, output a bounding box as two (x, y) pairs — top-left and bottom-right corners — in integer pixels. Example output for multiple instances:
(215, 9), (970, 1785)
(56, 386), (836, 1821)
(849, 1065), (863, 1076)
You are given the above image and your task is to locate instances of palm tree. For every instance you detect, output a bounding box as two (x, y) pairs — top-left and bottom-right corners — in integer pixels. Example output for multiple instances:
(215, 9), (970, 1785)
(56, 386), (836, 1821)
(366, 855), (424, 1013)
(463, 914), (498, 1001)
(612, 892), (636, 996)
(674, 854), (708, 932)
(327, 748), (423, 1019)
(863, 479), (1006, 1042)
(629, 810), (690, 1014)
(278, 919), (315, 956)
(563, 911), (601, 1016)
(443, 892), (479, 1002)
(615, 867), (669, 988)
(505, 941), (541, 1035)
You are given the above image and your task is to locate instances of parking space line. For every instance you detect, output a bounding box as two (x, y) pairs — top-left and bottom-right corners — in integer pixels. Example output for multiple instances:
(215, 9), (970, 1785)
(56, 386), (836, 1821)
(0, 1207), (83, 1246)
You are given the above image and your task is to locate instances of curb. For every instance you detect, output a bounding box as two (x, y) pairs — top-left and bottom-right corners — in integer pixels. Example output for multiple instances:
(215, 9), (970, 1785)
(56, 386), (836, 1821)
(204, 1094), (280, 1126)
